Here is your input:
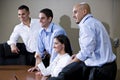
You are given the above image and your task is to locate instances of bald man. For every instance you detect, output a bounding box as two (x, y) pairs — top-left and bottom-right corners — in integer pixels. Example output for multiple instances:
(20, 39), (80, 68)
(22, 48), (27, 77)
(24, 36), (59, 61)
(48, 2), (117, 80)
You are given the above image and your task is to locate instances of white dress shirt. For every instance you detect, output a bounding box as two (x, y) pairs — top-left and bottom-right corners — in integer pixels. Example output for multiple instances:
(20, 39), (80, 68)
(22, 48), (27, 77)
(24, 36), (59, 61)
(38, 53), (71, 77)
(7, 19), (41, 53)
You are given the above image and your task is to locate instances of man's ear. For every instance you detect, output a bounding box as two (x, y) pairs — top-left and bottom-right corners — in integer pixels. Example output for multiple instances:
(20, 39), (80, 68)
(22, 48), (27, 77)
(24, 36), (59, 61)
(48, 17), (52, 22)
(83, 9), (89, 15)
(83, 9), (87, 14)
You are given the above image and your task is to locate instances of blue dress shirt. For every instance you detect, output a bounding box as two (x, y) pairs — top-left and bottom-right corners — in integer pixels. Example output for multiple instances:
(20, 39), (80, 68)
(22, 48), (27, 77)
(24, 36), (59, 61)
(76, 14), (116, 66)
(37, 22), (66, 63)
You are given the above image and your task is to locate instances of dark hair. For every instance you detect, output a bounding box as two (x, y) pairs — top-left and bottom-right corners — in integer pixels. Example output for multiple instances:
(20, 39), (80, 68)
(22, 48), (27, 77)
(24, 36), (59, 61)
(40, 8), (53, 18)
(54, 34), (73, 56)
(18, 5), (29, 12)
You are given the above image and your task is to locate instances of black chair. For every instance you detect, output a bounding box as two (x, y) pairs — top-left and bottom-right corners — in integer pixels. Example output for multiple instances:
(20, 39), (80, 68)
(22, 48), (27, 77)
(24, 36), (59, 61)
(0, 42), (26, 65)
(0, 43), (4, 64)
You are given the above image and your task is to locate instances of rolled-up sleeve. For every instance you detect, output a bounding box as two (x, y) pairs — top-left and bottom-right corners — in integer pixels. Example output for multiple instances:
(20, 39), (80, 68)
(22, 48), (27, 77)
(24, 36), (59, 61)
(76, 24), (96, 61)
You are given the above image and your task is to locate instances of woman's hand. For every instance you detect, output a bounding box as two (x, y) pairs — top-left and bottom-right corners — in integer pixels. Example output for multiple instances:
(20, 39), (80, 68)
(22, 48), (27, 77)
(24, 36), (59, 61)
(41, 76), (50, 80)
(28, 66), (40, 72)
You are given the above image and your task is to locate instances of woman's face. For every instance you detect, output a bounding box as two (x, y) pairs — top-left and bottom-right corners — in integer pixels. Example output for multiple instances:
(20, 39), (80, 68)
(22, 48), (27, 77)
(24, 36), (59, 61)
(53, 38), (64, 53)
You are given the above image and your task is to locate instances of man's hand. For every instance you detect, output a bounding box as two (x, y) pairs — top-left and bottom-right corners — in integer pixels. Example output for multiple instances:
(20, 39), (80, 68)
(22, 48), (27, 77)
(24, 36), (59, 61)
(35, 53), (41, 58)
(10, 44), (20, 54)
(71, 54), (76, 60)
(35, 53), (42, 65)
(69, 54), (80, 64)
(71, 57), (80, 63)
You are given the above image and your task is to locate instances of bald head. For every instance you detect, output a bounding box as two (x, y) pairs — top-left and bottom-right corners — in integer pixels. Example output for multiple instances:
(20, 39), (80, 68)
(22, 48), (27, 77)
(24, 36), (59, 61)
(72, 2), (91, 24)
(74, 2), (91, 14)
(80, 2), (91, 13)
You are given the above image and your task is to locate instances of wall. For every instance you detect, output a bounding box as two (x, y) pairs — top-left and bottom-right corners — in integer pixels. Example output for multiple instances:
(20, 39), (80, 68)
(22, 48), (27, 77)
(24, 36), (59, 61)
(0, 0), (120, 79)
(113, 0), (120, 80)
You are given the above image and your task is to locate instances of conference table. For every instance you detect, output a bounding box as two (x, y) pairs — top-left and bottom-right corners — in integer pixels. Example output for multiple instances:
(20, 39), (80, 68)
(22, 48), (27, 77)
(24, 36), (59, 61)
(0, 65), (42, 80)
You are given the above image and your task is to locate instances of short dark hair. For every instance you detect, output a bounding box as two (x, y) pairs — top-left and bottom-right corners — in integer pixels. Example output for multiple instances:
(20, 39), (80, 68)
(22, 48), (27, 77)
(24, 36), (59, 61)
(18, 5), (29, 12)
(54, 34), (73, 56)
(40, 8), (53, 18)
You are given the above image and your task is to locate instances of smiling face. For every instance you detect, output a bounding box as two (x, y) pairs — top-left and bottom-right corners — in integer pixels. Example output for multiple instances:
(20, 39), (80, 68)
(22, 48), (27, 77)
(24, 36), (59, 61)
(72, 4), (84, 24)
(72, 3), (91, 24)
(39, 12), (51, 28)
(53, 38), (64, 54)
(18, 9), (30, 22)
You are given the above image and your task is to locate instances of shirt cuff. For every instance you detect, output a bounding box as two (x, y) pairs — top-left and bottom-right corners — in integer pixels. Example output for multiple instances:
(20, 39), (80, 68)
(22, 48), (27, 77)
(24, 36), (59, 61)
(76, 52), (86, 61)
(7, 41), (16, 45)
(38, 62), (48, 76)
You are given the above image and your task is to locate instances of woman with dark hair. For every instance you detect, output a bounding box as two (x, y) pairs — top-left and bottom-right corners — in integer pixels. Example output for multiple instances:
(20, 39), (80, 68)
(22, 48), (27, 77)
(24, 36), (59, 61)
(54, 34), (72, 56)
(33, 34), (72, 80)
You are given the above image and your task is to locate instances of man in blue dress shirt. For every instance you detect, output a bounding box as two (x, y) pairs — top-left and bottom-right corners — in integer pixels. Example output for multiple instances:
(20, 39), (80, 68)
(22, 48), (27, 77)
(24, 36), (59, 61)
(48, 2), (117, 80)
(28, 8), (66, 71)
(37, 8), (66, 64)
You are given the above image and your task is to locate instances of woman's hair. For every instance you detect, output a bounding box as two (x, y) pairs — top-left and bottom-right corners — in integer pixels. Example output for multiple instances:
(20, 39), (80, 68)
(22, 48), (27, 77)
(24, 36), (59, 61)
(54, 34), (73, 56)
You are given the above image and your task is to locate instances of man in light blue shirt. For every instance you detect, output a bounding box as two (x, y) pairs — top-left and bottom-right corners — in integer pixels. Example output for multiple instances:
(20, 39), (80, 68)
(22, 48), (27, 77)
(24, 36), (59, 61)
(75, 14), (116, 67)
(28, 8), (66, 71)
(48, 2), (117, 80)
(37, 22), (66, 63)
(37, 8), (66, 64)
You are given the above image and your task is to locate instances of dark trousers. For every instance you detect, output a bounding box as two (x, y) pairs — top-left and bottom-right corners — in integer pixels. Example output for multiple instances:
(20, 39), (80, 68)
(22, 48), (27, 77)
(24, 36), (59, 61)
(41, 50), (50, 67)
(15, 43), (36, 66)
(49, 61), (117, 80)
(25, 52), (35, 66)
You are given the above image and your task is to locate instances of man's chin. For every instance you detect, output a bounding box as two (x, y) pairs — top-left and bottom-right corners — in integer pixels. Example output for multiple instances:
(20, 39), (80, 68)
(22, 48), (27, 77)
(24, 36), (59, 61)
(76, 22), (80, 24)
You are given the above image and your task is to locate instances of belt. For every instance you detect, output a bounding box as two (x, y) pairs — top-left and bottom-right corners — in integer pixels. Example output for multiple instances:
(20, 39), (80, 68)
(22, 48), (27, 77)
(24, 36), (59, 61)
(103, 60), (116, 66)
(28, 51), (36, 54)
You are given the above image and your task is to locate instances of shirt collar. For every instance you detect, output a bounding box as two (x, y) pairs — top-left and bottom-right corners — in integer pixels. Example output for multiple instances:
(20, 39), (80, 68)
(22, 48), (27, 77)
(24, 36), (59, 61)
(79, 14), (93, 26)
(20, 18), (32, 26)
(42, 22), (54, 33)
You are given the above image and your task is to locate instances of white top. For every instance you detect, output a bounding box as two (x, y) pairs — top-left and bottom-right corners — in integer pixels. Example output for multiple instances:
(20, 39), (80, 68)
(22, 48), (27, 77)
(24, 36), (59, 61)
(7, 19), (41, 53)
(38, 53), (71, 77)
